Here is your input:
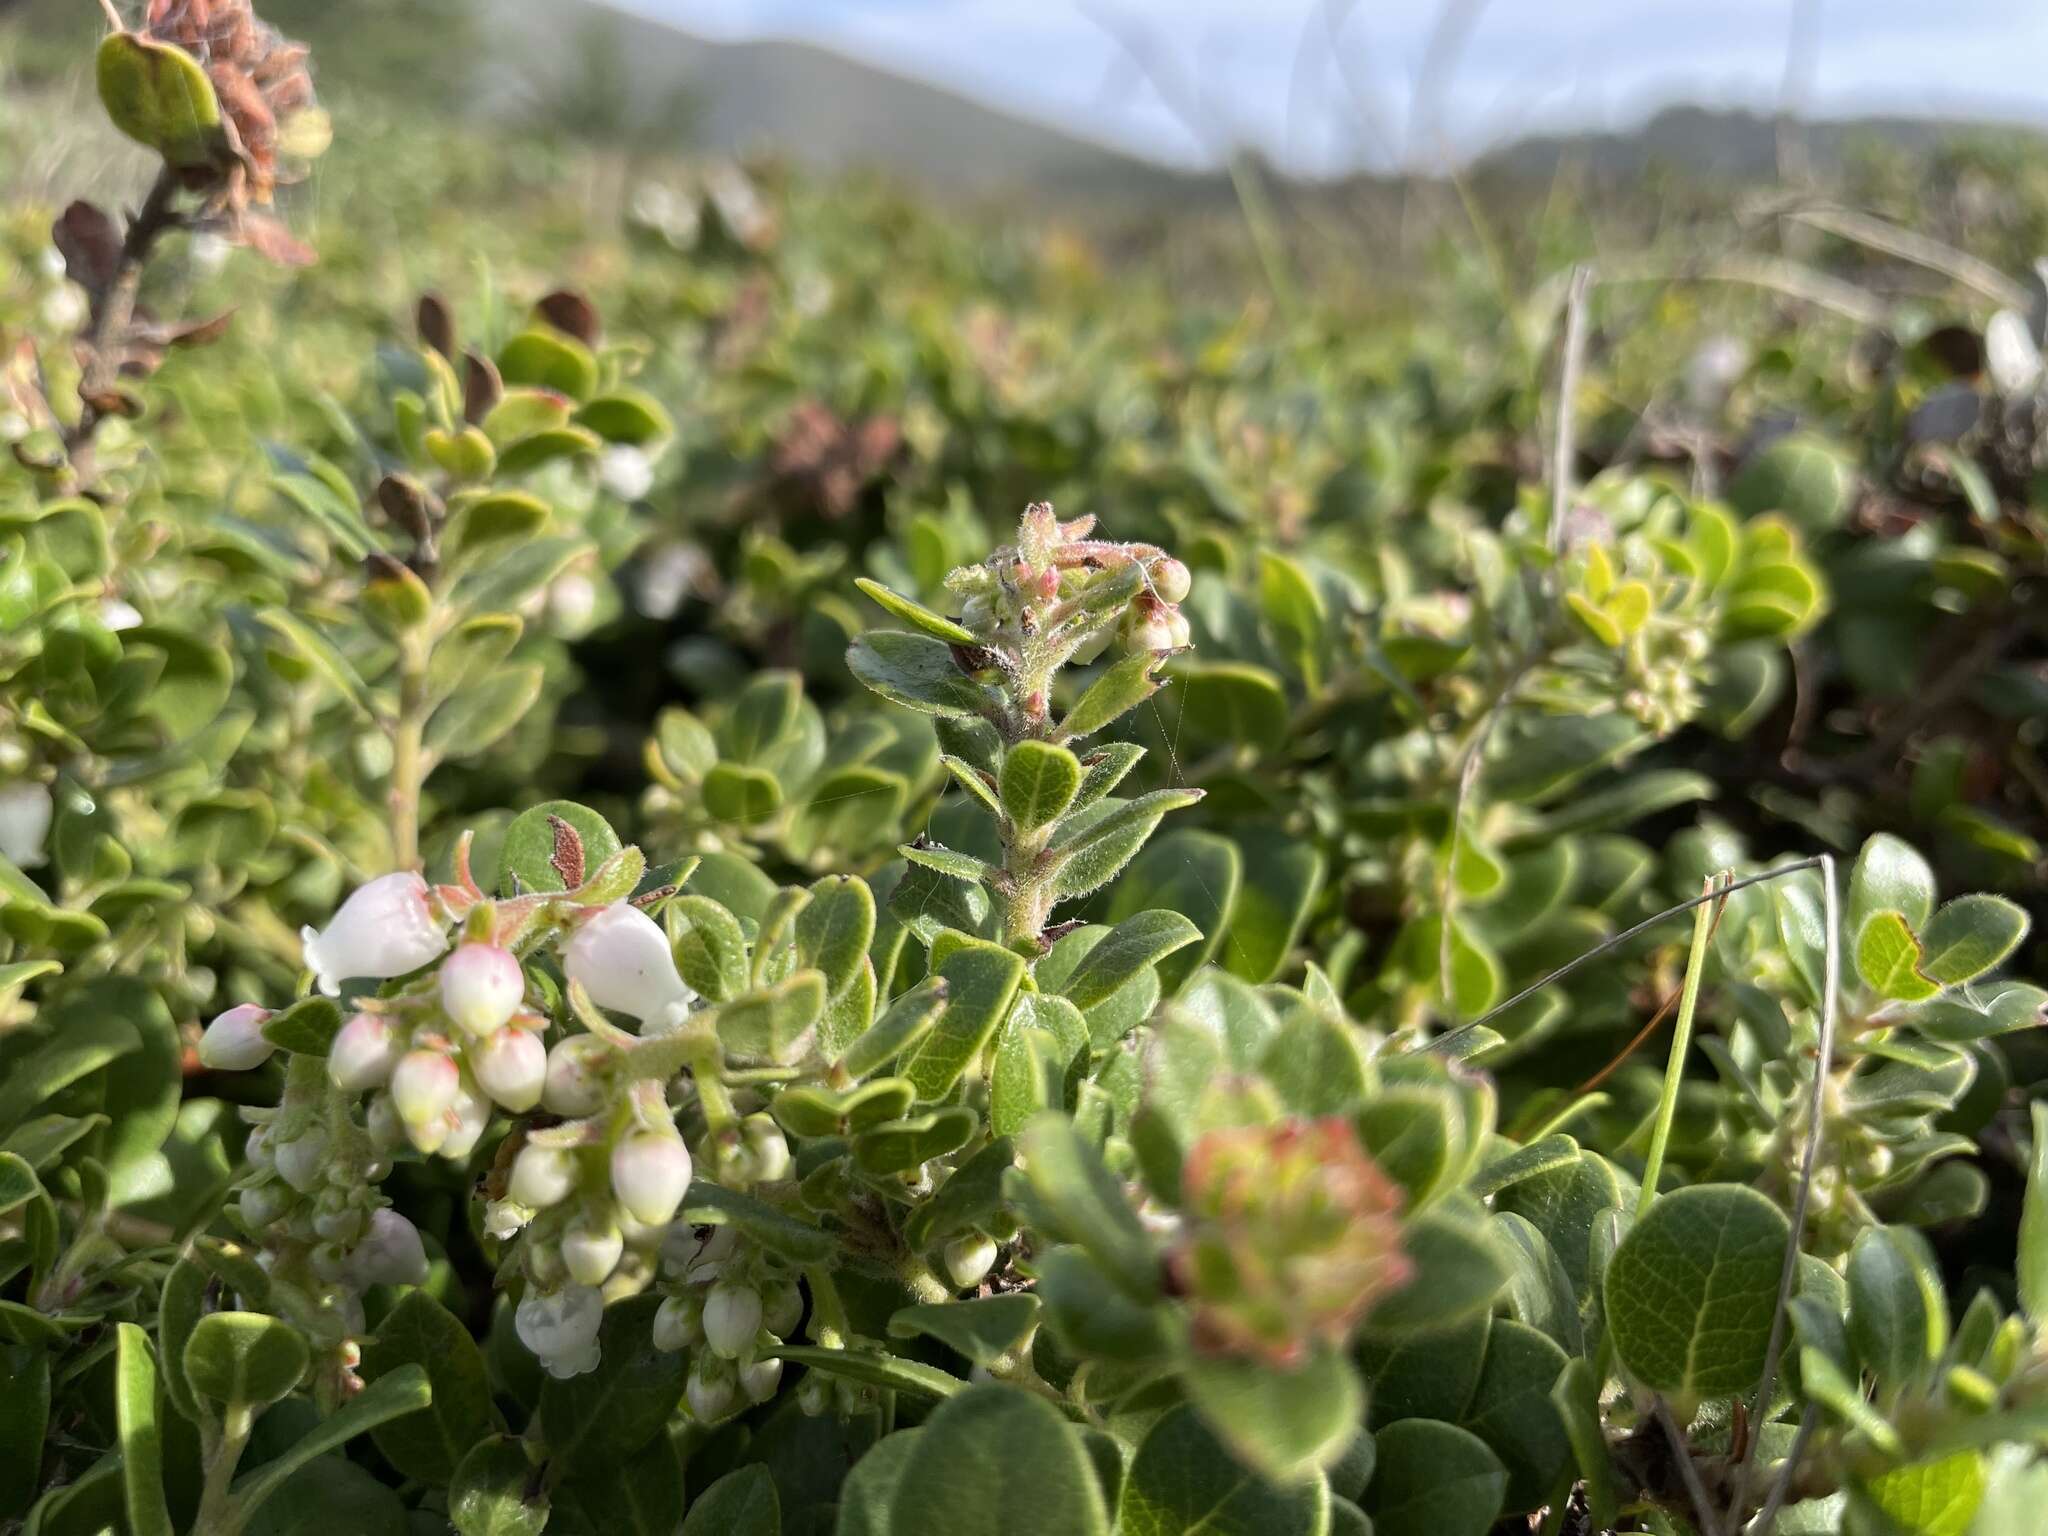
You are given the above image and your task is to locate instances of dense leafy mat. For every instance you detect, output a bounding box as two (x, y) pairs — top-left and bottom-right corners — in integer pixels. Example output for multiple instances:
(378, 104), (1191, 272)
(6, 6), (2048, 1534)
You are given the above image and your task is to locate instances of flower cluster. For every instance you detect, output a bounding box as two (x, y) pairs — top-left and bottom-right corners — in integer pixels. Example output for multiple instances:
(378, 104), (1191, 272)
(646, 1225), (802, 1420)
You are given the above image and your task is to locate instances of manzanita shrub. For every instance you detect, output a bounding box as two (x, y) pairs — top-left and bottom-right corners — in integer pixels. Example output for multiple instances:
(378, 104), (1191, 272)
(10, 6), (2048, 1536)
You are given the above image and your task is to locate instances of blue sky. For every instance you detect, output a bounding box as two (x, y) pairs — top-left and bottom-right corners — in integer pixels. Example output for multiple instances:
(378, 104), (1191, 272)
(616, 0), (2047, 174)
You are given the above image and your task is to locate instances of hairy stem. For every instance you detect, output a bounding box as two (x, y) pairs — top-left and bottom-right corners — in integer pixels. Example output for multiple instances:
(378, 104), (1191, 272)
(193, 1403), (254, 1536)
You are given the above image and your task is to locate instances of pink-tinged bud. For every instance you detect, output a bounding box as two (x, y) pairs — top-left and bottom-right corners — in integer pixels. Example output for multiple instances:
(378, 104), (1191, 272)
(273, 1128), (329, 1195)
(300, 872), (449, 997)
(329, 1013), (399, 1092)
(407, 1114), (451, 1156)
(391, 1049), (460, 1127)
(0, 781), (53, 868)
(739, 1356), (783, 1404)
(439, 944), (524, 1036)
(703, 1280), (762, 1358)
(1162, 608), (1192, 649)
(473, 1026), (547, 1112)
(438, 1085), (491, 1162)
(509, 1144), (579, 1210)
(686, 1358), (738, 1422)
(1121, 603), (1179, 655)
(200, 1004), (275, 1072)
(352, 1208), (429, 1287)
(565, 902), (695, 1028)
(562, 1214), (625, 1288)
(945, 1232), (998, 1291)
(543, 1034), (611, 1117)
(611, 1132), (692, 1227)
(1149, 556), (1192, 604)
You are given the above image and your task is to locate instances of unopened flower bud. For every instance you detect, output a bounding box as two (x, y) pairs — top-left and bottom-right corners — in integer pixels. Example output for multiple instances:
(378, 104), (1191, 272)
(301, 871), (449, 997)
(313, 1202), (365, 1244)
(510, 1144), (580, 1210)
(366, 1094), (405, 1152)
(391, 1049), (460, 1127)
(311, 1242), (351, 1282)
(439, 944), (524, 1036)
(739, 1356), (783, 1404)
(1149, 556), (1191, 604)
(741, 1115), (791, 1184)
(473, 1026), (546, 1112)
(797, 1374), (832, 1417)
(352, 1208), (430, 1287)
(764, 1281), (803, 1337)
(245, 1123), (276, 1171)
(565, 902), (695, 1028)
(329, 1012), (400, 1092)
(703, 1280), (763, 1358)
(238, 1181), (290, 1228)
(611, 1131), (692, 1227)
(543, 1034), (612, 1118)
(1121, 603), (1184, 655)
(0, 781), (53, 868)
(945, 1232), (998, 1291)
(686, 1357), (738, 1422)
(652, 1292), (703, 1352)
(563, 1213), (625, 1287)
(273, 1128), (329, 1195)
(438, 1084), (491, 1162)
(200, 1004), (276, 1072)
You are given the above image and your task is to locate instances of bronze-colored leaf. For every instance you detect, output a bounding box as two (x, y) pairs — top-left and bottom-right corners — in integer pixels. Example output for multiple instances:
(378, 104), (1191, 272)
(534, 288), (599, 346)
(462, 348), (503, 424)
(53, 201), (121, 296)
(417, 291), (455, 358)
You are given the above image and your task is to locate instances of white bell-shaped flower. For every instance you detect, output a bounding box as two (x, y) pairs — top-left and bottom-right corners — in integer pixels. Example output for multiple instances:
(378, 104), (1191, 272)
(564, 902), (694, 1028)
(329, 1013), (400, 1092)
(272, 1127), (329, 1195)
(542, 1034), (612, 1118)
(515, 1284), (604, 1379)
(473, 1026), (546, 1111)
(610, 1130), (692, 1227)
(562, 1213), (625, 1288)
(703, 1279), (763, 1359)
(0, 781), (53, 869)
(351, 1208), (430, 1287)
(438, 1083), (492, 1162)
(301, 872), (449, 997)
(390, 1049), (459, 1128)
(439, 944), (524, 1035)
(739, 1356), (783, 1404)
(509, 1144), (579, 1210)
(652, 1292), (703, 1352)
(945, 1232), (998, 1290)
(199, 1004), (275, 1071)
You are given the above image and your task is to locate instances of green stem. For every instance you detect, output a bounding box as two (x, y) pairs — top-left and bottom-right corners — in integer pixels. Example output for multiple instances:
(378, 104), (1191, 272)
(1635, 875), (1721, 1221)
(193, 1403), (254, 1536)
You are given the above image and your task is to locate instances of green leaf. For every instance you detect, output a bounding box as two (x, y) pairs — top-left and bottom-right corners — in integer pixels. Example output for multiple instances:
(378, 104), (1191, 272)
(496, 328), (598, 398)
(681, 1181), (833, 1264)
(882, 1384), (1110, 1536)
(183, 1312), (308, 1407)
(837, 978), (949, 1079)
(1015, 1114), (1156, 1302)
(903, 941), (1027, 1100)
(2019, 1102), (2048, 1324)
(1858, 911), (1941, 1002)
(1729, 434), (1854, 534)
(990, 993), (1088, 1136)
(1360, 1311), (1490, 1428)
(1604, 1183), (1789, 1408)
(1360, 1210), (1511, 1335)
(888, 1295), (1041, 1367)
(1061, 651), (1161, 740)
(0, 1153), (36, 1218)
(1849, 833), (1938, 936)
(96, 31), (223, 167)
(1364, 1419), (1506, 1536)
(559, 1433), (684, 1536)
(836, 1430), (922, 1536)
(1119, 1402), (1329, 1536)
(1456, 1319), (1569, 1515)
(450, 1436), (549, 1536)
(114, 1323), (173, 1536)
(847, 630), (988, 716)
(0, 1344), (50, 1519)
(1858, 1452), (1986, 1536)
(1050, 789), (1206, 904)
(1550, 1358), (1619, 1533)
(229, 1365), (433, 1522)
(770, 1345), (963, 1402)
(359, 1289), (494, 1483)
(670, 895), (748, 1003)
(904, 1136), (1015, 1250)
(702, 763), (783, 824)
(1169, 662), (1290, 746)
(796, 875), (877, 1000)
(852, 1106), (979, 1176)
(855, 577), (977, 645)
(538, 1294), (688, 1476)
(497, 801), (622, 897)
(1183, 1346), (1361, 1483)
(574, 389), (675, 446)
(999, 739), (1084, 833)
(1920, 895), (2030, 986)
(1221, 835), (1325, 984)
(255, 609), (372, 720)
(427, 664), (545, 760)
(681, 1466), (780, 1536)
(714, 970), (827, 1063)
(1848, 1225), (1947, 1390)
(428, 614), (524, 705)
(1106, 831), (1238, 994)
(260, 996), (343, 1056)
(1259, 551), (1327, 690)
(1058, 910), (1201, 1011)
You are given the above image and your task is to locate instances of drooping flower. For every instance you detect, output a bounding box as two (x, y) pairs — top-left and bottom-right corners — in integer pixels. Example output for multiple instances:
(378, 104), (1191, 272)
(542, 1034), (612, 1117)
(944, 1232), (997, 1291)
(509, 1144), (578, 1210)
(301, 872), (449, 997)
(390, 1048), (459, 1128)
(350, 1208), (429, 1288)
(611, 1130), (692, 1227)
(0, 781), (53, 868)
(198, 1003), (275, 1071)
(703, 1279), (763, 1359)
(561, 1213), (625, 1288)
(515, 1284), (604, 1379)
(328, 1012), (399, 1092)
(439, 944), (524, 1036)
(472, 1026), (546, 1112)
(564, 901), (695, 1029)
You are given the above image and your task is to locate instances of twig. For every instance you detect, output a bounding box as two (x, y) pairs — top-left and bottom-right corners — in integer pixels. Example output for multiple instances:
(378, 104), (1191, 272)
(1742, 1404), (1819, 1536)
(1653, 1397), (1725, 1536)
(1726, 856), (1838, 1527)
(64, 165), (183, 482)
(1636, 874), (1723, 1219)
(1548, 262), (1594, 561)
(1423, 857), (1825, 1056)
